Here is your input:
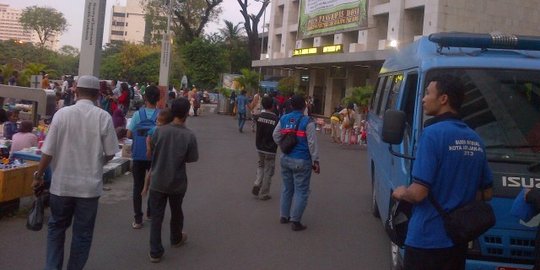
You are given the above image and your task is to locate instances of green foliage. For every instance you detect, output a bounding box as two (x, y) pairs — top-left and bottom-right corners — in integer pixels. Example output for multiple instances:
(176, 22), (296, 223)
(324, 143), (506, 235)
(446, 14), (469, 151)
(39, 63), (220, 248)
(277, 76), (298, 96)
(181, 38), (227, 89)
(19, 6), (68, 47)
(0, 40), (78, 83)
(234, 68), (260, 95)
(342, 85), (374, 112)
(100, 43), (161, 84)
(20, 63), (47, 87)
(143, 0), (223, 45)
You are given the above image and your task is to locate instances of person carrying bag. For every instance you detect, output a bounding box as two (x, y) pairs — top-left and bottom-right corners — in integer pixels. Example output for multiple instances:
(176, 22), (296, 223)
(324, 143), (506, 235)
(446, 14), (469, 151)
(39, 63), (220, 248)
(429, 192), (495, 245)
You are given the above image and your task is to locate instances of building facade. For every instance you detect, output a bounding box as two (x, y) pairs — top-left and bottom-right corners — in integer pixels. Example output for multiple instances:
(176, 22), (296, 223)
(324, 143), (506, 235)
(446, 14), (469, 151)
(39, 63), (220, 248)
(0, 3), (59, 50)
(109, 0), (147, 44)
(253, 0), (540, 116)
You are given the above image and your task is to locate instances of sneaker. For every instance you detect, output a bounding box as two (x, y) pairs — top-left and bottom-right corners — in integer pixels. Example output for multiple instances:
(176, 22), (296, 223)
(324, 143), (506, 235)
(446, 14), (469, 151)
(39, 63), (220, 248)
(280, 217), (290, 224)
(251, 185), (260, 196)
(258, 195), (272, 201)
(149, 253), (161, 263)
(132, 221), (143, 229)
(291, 221), (307, 231)
(172, 232), (188, 247)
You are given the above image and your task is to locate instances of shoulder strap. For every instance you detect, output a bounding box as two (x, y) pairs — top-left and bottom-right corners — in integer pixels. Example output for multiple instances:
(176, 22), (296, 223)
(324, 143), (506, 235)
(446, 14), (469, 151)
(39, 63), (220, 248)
(294, 116), (304, 131)
(428, 194), (448, 218)
(139, 109), (147, 121)
(149, 109), (159, 121)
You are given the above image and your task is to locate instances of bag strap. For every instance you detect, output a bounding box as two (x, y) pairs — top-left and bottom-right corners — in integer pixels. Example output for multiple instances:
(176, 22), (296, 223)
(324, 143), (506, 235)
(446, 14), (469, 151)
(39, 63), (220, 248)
(428, 194), (449, 218)
(139, 109), (147, 121)
(149, 109), (159, 121)
(294, 116), (304, 131)
(428, 178), (485, 218)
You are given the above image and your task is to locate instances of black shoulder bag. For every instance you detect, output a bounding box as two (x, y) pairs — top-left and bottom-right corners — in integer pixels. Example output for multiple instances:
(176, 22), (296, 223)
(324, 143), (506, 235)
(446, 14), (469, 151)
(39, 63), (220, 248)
(429, 191), (495, 245)
(279, 116), (304, 154)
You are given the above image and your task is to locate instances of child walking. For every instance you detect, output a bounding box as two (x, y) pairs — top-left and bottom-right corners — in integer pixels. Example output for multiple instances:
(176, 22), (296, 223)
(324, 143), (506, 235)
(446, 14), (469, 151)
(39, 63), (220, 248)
(141, 108), (174, 197)
(147, 98), (199, 263)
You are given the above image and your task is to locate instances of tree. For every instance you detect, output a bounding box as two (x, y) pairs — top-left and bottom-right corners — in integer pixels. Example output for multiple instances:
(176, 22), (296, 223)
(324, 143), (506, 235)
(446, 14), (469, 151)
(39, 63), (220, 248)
(277, 76), (298, 97)
(143, 0), (223, 45)
(100, 43), (161, 83)
(19, 6), (68, 48)
(219, 20), (245, 47)
(20, 62), (47, 87)
(234, 68), (260, 95)
(342, 85), (374, 114)
(58, 45), (79, 57)
(237, 0), (270, 61)
(218, 20), (249, 73)
(181, 38), (226, 89)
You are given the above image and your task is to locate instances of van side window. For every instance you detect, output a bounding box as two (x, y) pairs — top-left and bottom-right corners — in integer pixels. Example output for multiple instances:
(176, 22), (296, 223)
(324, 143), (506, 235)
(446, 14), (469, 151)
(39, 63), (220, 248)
(386, 74), (404, 110)
(378, 75), (395, 116)
(371, 77), (386, 111)
(402, 73), (418, 128)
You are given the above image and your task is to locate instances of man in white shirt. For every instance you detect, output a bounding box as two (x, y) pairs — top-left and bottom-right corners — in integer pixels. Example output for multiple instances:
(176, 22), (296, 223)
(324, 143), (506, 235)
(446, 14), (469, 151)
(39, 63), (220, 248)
(32, 75), (119, 270)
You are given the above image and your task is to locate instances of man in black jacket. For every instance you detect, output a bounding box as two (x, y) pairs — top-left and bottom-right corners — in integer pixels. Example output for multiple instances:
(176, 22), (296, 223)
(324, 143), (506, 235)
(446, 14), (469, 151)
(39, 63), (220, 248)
(251, 96), (279, 200)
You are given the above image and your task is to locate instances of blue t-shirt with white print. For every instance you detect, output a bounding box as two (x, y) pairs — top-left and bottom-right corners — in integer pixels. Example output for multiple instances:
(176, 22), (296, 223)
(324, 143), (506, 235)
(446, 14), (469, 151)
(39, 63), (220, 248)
(406, 117), (493, 248)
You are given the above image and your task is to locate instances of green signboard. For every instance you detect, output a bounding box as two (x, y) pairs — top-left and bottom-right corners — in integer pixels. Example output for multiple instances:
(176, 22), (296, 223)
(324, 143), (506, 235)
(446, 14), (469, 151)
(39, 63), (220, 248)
(298, 0), (368, 39)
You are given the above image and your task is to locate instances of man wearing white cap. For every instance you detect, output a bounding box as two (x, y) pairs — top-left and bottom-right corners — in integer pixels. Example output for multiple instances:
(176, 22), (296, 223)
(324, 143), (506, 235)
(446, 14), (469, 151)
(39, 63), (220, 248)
(32, 75), (119, 270)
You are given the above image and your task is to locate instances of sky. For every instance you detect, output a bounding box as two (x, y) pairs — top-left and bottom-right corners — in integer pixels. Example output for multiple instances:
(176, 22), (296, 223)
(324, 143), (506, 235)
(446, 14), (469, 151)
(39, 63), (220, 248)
(3, 0), (269, 49)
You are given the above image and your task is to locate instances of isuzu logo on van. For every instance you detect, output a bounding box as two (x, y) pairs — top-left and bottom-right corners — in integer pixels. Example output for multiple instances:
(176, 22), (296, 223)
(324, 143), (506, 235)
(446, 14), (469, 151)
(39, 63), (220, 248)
(502, 176), (540, 188)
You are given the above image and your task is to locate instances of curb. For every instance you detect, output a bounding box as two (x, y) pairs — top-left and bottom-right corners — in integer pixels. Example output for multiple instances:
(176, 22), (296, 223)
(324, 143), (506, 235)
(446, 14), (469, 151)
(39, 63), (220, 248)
(102, 158), (132, 184)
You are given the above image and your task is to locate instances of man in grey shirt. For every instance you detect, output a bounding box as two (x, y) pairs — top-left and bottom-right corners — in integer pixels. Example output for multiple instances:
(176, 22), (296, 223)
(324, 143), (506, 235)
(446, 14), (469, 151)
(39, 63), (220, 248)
(148, 98), (198, 263)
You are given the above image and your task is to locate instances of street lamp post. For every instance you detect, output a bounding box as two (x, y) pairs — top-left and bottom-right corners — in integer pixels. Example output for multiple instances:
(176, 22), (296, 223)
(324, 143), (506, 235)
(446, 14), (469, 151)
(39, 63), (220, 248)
(158, 0), (174, 108)
(257, 0), (269, 83)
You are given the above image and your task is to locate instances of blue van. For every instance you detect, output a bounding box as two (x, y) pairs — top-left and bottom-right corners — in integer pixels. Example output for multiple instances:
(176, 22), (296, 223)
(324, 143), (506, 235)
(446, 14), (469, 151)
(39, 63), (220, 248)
(368, 32), (540, 270)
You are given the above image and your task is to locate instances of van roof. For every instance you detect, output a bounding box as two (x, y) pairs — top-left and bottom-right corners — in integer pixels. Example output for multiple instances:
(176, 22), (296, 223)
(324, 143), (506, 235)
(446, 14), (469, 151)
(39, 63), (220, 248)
(380, 33), (540, 75)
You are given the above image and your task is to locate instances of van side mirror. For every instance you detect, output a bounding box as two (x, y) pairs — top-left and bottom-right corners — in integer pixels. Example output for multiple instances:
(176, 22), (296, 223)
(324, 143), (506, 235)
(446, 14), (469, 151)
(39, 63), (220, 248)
(382, 110), (406, 144)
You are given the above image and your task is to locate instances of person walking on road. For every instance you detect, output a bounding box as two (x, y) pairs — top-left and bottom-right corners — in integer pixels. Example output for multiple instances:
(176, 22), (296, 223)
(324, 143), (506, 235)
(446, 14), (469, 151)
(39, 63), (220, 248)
(273, 95), (320, 231)
(391, 75), (493, 270)
(32, 75), (119, 270)
(251, 96), (278, 200)
(236, 90), (249, 133)
(127, 85), (161, 228)
(147, 98), (199, 263)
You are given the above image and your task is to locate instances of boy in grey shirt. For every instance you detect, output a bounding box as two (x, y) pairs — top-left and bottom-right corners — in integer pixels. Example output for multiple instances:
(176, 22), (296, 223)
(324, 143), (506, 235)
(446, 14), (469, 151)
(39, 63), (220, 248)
(148, 98), (199, 263)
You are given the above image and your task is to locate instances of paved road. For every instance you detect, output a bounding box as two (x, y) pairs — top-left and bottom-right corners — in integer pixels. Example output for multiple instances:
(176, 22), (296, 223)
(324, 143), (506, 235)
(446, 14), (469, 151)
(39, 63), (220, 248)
(0, 112), (391, 270)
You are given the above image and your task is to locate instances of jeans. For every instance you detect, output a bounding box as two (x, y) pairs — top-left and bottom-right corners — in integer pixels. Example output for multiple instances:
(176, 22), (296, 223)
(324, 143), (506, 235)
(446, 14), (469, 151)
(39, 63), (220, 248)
(404, 244), (467, 270)
(254, 152), (276, 197)
(132, 160), (152, 223)
(45, 194), (99, 270)
(238, 112), (246, 131)
(149, 190), (185, 258)
(280, 155), (312, 222)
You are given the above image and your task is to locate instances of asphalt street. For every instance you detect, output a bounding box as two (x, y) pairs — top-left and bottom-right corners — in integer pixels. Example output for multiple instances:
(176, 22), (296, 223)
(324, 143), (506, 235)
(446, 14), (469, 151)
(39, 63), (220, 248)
(0, 111), (391, 270)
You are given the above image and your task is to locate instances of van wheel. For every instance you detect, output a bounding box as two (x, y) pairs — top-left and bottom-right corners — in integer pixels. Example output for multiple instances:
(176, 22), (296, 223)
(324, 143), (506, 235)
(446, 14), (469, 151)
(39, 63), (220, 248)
(390, 242), (404, 270)
(371, 168), (380, 218)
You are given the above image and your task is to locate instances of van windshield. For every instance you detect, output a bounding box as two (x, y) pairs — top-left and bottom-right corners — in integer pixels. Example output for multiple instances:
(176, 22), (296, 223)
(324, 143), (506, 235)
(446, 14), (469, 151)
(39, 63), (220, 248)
(426, 69), (540, 165)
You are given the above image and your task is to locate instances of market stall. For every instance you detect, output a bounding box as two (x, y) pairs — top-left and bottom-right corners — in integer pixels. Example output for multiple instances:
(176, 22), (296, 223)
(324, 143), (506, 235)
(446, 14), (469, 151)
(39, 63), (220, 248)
(0, 85), (56, 125)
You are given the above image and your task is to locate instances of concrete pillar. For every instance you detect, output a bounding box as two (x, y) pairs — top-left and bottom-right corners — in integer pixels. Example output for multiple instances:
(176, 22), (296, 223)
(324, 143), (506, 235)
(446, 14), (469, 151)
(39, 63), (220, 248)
(324, 69), (333, 116)
(78, 0), (107, 77)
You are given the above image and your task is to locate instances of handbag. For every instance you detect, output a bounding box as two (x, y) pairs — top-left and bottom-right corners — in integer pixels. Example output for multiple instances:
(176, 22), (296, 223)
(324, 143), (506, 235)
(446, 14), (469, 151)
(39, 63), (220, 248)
(385, 200), (413, 247)
(26, 193), (46, 231)
(279, 116), (304, 154)
(429, 192), (495, 245)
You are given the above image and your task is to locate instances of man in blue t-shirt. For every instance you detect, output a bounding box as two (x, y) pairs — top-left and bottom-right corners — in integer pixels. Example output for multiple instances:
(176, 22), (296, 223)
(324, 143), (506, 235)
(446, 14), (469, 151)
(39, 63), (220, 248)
(392, 74), (493, 270)
(236, 90), (249, 133)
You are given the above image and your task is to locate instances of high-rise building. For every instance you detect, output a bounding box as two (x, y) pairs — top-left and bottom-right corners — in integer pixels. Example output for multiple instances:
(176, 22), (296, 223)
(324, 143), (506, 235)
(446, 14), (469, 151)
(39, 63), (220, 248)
(254, 0), (540, 116)
(109, 0), (147, 44)
(0, 3), (60, 50)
